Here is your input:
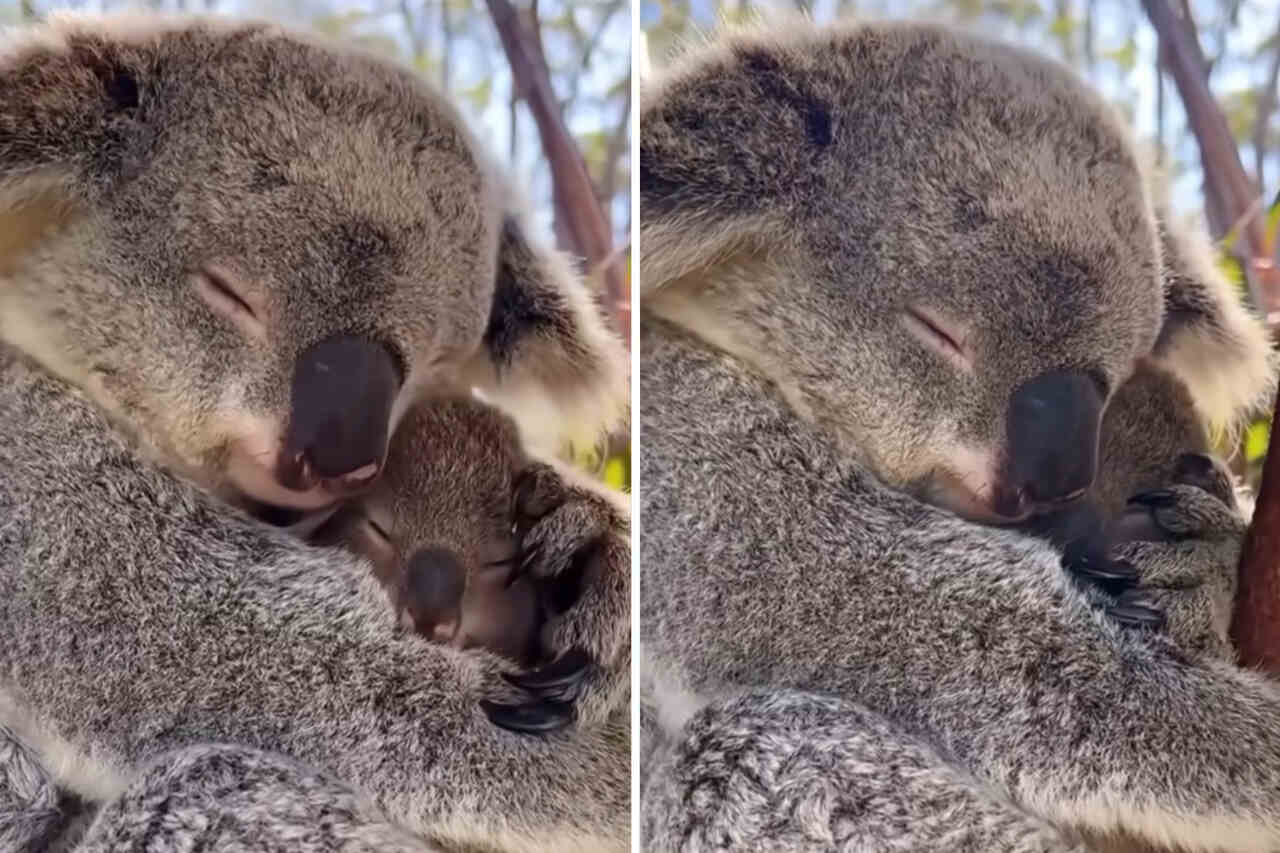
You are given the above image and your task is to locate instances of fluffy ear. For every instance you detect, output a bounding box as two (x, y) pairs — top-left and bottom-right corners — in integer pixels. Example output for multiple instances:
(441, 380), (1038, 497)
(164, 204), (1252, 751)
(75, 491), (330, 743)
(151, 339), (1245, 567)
(1149, 203), (1277, 434)
(0, 16), (158, 202)
(467, 213), (628, 456)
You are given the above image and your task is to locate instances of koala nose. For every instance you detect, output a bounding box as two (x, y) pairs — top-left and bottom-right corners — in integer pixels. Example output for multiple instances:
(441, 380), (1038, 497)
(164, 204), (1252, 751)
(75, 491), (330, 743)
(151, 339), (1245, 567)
(1005, 369), (1102, 509)
(403, 547), (467, 635)
(277, 334), (401, 494)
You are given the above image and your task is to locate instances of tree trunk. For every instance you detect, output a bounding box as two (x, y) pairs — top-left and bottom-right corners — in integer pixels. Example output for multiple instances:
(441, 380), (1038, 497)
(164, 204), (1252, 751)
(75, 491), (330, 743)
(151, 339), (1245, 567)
(484, 0), (628, 345)
(1140, 0), (1266, 269)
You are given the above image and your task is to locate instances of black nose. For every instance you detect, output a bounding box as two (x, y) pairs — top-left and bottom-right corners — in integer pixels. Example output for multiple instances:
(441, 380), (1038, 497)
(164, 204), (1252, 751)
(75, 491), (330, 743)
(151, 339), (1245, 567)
(403, 547), (467, 633)
(1005, 369), (1102, 508)
(278, 335), (401, 493)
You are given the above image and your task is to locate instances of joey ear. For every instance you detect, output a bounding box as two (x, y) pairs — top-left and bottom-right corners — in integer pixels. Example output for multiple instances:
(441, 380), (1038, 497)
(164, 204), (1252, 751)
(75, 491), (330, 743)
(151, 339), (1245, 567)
(1149, 207), (1276, 433)
(467, 214), (628, 453)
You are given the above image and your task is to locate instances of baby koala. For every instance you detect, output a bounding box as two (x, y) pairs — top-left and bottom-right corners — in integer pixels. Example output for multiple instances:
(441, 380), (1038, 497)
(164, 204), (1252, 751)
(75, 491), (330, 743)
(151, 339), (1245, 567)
(1024, 357), (1240, 655)
(313, 396), (553, 666)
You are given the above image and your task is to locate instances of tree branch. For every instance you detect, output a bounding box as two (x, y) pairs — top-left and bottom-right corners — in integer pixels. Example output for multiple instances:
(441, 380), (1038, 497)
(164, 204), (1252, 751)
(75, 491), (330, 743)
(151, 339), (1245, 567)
(484, 0), (628, 343)
(1253, 8), (1280, 188)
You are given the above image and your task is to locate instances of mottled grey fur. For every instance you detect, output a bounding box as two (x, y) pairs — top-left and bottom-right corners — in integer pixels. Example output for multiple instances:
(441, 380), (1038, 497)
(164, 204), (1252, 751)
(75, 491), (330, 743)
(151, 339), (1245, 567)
(640, 19), (1277, 853)
(0, 12), (628, 853)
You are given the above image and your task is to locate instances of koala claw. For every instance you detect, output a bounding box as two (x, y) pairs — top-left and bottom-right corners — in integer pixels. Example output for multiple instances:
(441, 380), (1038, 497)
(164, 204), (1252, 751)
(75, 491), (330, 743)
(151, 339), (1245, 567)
(1106, 588), (1166, 630)
(1127, 489), (1178, 509)
(1062, 546), (1138, 585)
(504, 647), (593, 704)
(481, 698), (576, 735)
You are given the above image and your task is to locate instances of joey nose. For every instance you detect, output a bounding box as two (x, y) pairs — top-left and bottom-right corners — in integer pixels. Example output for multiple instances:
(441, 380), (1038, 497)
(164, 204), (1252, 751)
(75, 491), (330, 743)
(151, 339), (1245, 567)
(278, 335), (401, 494)
(404, 547), (467, 628)
(1005, 369), (1102, 508)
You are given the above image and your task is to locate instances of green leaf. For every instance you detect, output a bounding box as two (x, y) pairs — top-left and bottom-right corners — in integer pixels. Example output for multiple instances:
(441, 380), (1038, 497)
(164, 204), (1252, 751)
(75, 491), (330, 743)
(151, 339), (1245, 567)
(1247, 420), (1271, 463)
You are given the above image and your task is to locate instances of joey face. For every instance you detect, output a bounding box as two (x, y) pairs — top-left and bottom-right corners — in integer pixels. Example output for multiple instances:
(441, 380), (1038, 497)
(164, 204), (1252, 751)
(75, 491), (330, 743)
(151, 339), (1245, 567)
(312, 397), (541, 664)
(0, 18), (500, 512)
(641, 24), (1167, 524)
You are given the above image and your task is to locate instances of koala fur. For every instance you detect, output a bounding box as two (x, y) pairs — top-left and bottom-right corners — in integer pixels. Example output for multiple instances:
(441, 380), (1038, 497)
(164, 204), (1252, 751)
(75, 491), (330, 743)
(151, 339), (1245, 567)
(0, 12), (629, 853)
(640, 18), (1280, 853)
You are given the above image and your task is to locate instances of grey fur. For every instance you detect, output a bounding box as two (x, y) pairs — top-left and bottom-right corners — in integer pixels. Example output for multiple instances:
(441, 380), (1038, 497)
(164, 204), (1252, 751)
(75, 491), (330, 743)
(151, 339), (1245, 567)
(0, 12), (629, 853)
(640, 19), (1277, 853)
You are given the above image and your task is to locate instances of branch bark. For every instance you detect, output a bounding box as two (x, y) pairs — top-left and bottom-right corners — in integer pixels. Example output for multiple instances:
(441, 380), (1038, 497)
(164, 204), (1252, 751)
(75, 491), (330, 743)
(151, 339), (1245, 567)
(484, 0), (628, 344)
(1233, 393), (1280, 670)
(1140, 0), (1272, 309)
(1254, 9), (1280, 188)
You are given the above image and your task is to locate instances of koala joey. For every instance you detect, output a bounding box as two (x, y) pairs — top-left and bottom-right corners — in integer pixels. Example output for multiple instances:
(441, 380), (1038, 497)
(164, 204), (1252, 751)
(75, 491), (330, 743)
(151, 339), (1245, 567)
(0, 12), (628, 853)
(1022, 358), (1241, 658)
(640, 18), (1280, 853)
(313, 395), (588, 672)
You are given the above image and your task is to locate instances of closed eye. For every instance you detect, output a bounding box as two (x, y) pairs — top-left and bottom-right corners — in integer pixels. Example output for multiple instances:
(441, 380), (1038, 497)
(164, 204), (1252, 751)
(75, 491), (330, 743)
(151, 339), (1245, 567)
(364, 516), (393, 546)
(193, 265), (266, 340)
(902, 306), (972, 370)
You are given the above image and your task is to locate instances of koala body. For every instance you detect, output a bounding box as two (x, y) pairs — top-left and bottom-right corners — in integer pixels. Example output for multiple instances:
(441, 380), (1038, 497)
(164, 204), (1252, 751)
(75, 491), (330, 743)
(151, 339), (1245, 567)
(0, 13), (629, 853)
(640, 19), (1278, 853)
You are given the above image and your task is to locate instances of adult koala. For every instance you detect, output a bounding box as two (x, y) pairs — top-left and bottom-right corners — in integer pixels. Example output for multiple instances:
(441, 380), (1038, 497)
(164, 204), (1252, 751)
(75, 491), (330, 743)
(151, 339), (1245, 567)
(639, 19), (1280, 853)
(0, 12), (629, 853)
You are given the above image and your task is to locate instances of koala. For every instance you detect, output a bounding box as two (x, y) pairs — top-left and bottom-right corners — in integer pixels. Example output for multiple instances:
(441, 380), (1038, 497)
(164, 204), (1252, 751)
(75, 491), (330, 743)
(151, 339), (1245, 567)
(1023, 358), (1240, 653)
(639, 18), (1280, 853)
(0, 12), (629, 853)
(313, 396), (588, 669)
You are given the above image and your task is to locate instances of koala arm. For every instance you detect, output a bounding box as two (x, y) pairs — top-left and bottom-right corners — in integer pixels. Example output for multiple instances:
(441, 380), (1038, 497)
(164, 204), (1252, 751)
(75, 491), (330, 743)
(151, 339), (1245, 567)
(643, 689), (1084, 853)
(0, 354), (629, 853)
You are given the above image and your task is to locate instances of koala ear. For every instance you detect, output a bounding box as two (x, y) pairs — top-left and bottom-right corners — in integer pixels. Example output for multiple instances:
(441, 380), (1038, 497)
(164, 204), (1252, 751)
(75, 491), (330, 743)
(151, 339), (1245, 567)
(1149, 204), (1277, 433)
(467, 214), (628, 454)
(0, 18), (153, 199)
(0, 16), (158, 267)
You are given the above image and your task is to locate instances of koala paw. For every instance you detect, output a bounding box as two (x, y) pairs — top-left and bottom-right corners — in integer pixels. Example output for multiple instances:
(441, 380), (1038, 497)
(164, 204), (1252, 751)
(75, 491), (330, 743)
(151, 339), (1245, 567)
(1106, 472), (1246, 660)
(485, 464), (630, 732)
(479, 648), (593, 735)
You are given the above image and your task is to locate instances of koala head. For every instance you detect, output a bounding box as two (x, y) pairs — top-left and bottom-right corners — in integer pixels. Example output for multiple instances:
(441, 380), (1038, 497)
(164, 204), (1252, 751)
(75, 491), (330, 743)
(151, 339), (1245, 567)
(641, 19), (1272, 525)
(0, 13), (626, 514)
(312, 396), (541, 664)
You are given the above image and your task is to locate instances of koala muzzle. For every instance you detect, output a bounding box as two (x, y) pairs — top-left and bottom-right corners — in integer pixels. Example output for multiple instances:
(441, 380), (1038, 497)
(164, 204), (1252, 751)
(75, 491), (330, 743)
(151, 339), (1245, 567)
(403, 547), (468, 637)
(1002, 369), (1102, 515)
(278, 335), (401, 495)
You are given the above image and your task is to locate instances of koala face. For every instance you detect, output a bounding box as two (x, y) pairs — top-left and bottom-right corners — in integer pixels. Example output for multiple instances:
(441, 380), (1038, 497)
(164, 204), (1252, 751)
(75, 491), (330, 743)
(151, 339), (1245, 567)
(2, 15), (627, 516)
(313, 397), (541, 664)
(642, 23), (1167, 524)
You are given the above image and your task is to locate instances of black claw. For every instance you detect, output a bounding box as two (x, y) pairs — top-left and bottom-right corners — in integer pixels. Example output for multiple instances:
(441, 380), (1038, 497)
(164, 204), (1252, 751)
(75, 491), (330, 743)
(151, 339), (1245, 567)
(481, 699), (576, 734)
(503, 648), (593, 703)
(1128, 490), (1178, 509)
(1068, 555), (1139, 584)
(518, 543), (543, 577)
(1107, 590), (1165, 630)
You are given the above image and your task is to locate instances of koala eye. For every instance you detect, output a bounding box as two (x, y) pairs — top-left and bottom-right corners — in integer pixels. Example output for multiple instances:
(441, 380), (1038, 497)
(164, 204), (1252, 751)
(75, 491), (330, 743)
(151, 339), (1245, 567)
(193, 265), (266, 341)
(363, 516), (393, 546)
(902, 306), (972, 370)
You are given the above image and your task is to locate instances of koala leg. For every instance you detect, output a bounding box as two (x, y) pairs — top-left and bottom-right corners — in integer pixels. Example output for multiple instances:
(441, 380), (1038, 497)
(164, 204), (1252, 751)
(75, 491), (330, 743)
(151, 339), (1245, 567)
(643, 690), (1084, 853)
(492, 462), (630, 730)
(0, 724), (83, 853)
(72, 744), (444, 853)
